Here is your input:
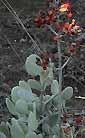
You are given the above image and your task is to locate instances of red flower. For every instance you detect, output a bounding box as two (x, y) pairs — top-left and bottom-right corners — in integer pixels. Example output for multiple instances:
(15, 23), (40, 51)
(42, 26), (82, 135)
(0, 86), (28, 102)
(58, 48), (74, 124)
(59, 3), (70, 12)
(63, 22), (70, 32)
(75, 116), (83, 125)
(67, 12), (73, 17)
(54, 22), (61, 31)
(64, 127), (70, 134)
(34, 16), (42, 27)
(76, 41), (80, 48)
(45, 16), (51, 24)
(72, 19), (76, 26)
(48, 10), (54, 18)
(70, 46), (75, 55)
(40, 51), (49, 70)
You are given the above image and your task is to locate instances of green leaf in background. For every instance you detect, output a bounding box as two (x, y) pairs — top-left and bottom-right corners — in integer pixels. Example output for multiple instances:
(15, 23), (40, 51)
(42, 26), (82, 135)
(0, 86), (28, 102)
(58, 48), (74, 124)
(62, 87), (73, 100)
(10, 118), (25, 138)
(28, 79), (42, 90)
(15, 99), (29, 114)
(25, 54), (42, 76)
(6, 98), (16, 115)
(51, 80), (59, 94)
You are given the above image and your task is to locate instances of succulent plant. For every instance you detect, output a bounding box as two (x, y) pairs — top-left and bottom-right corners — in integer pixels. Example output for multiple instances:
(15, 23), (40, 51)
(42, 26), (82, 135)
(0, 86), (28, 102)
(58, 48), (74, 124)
(0, 53), (75, 138)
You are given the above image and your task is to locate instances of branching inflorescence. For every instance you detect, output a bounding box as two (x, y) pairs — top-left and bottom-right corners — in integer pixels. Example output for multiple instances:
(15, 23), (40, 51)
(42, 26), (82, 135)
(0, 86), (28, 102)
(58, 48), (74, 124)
(0, 1), (84, 138)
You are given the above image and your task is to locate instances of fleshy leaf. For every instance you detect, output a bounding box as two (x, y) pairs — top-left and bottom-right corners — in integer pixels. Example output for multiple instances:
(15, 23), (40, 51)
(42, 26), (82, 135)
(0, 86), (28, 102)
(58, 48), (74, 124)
(0, 132), (6, 138)
(18, 121), (28, 134)
(28, 79), (42, 90)
(25, 132), (42, 138)
(6, 98), (16, 115)
(25, 54), (42, 76)
(51, 80), (59, 94)
(19, 80), (31, 91)
(62, 87), (73, 100)
(10, 118), (25, 138)
(42, 123), (50, 134)
(0, 122), (9, 136)
(15, 99), (28, 114)
(44, 67), (53, 89)
(40, 69), (49, 86)
(40, 67), (53, 88)
(28, 111), (38, 132)
(11, 86), (33, 103)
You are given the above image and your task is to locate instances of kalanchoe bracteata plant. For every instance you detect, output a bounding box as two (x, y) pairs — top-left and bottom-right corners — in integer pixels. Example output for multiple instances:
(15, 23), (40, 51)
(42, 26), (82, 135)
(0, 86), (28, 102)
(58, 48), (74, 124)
(0, 53), (74, 138)
(0, 1), (83, 138)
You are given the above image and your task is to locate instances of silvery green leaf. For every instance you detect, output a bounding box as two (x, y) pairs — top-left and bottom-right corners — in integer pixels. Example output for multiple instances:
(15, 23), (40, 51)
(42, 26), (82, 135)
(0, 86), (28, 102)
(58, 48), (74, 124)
(6, 122), (11, 130)
(40, 68), (49, 87)
(51, 80), (59, 94)
(11, 86), (33, 103)
(27, 103), (33, 111)
(43, 95), (51, 109)
(18, 121), (28, 134)
(44, 67), (53, 89)
(0, 122), (9, 137)
(40, 67), (53, 89)
(43, 95), (51, 101)
(18, 116), (28, 123)
(52, 135), (58, 138)
(28, 112), (38, 132)
(25, 132), (42, 138)
(28, 79), (42, 90)
(25, 132), (36, 138)
(33, 102), (36, 115)
(52, 126), (59, 136)
(0, 132), (6, 138)
(11, 118), (25, 138)
(42, 123), (50, 134)
(19, 80), (32, 91)
(53, 96), (60, 105)
(37, 134), (42, 138)
(62, 87), (73, 100)
(6, 98), (16, 115)
(25, 54), (42, 76)
(15, 99), (28, 114)
(48, 114), (58, 127)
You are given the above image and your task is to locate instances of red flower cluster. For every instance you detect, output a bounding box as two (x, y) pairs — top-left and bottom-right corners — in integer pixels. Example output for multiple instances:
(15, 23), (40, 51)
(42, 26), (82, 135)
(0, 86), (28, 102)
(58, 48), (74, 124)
(40, 51), (49, 70)
(59, 3), (70, 12)
(63, 19), (81, 36)
(64, 127), (70, 134)
(34, 1), (72, 27)
(34, 9), (57, 27)
(36, 51), (49, 70)
(74, 116), (83, 125)
(69, 41), (80, 55)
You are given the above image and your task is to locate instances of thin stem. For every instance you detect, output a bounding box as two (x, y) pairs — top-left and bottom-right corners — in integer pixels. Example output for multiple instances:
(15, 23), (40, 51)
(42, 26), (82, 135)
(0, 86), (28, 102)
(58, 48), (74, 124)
(1, 0), (41, 54)
(44, 93), (60, 105)
(62, 57), (71, 69)
(57, 40), (62, 138)
(4, 35), (24, 64)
